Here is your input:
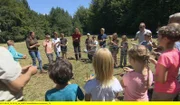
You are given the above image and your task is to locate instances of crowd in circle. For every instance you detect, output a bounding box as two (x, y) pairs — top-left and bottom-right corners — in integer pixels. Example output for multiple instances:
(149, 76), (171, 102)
(1, 13), (180, 101)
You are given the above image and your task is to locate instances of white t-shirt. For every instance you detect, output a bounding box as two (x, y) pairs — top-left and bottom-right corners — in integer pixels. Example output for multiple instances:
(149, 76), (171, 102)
(135, 29), (152, 43)
(88, 40), (98, 55)
(0, 47), (23, 101)
(84, 77), (123, 101)
(52, 38), (61, 52)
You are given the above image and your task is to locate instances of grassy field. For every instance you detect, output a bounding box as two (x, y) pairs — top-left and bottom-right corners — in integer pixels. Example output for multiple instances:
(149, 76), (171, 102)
(0, 36), (156, 101)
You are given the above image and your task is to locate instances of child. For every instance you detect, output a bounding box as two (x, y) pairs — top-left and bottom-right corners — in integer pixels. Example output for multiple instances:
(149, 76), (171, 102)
(140, 33), (153, 51)
(45, 58), (84, 101)
(88, 35), (98, 61)
(7, 40), (27, 62)
(85, 33), (92, 61)
(0, 47), (37, 101)
(111, 33), (119, 68)
(151, 25), (180, 101)
(43, 35), (54, 64)
(121, 45), (153, 101)
(60, 33), (68, 59)
(52, 32), (61, 58)
(84, 48), (123, 101)
(108, 35), (113, 53)
(120, 35), (128, 67)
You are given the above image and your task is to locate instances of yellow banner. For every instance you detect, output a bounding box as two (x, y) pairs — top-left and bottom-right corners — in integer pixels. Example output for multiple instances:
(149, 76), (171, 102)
(0, 102), (180, 105)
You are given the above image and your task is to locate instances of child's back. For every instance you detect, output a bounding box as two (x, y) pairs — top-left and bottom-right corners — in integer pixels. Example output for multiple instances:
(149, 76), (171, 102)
(123, 70), (153, 101)
(84, 77), (122, 101)
(46, 84), (84, 101)
(45, 58), (84, 101)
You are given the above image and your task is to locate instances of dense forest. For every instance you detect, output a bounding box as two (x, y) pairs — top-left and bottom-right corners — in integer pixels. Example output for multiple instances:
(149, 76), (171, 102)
(0, 0), (180, 42)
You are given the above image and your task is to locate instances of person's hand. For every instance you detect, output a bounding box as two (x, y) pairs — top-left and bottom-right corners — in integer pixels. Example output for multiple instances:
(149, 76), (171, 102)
(28, 66), (37, 75)
(36, 43), (40, 47)
(123, 67), (133, 72)
(23, 55), (27, 59)
(149, 57), (157, 65)
(21, 65), (32, 74)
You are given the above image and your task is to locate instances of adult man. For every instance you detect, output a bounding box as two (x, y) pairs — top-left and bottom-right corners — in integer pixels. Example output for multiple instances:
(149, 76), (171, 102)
(132, 23), (152, 44)
(98, 28), (107, 48)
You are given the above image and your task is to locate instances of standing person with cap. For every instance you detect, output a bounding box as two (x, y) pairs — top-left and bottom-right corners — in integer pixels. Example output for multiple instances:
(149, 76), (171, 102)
(26, 31), (46, 73)
(85, 33), (92, 60)
(132, 22), (152, 44)
(72, 28), (82, 61)
(43, 35), (54, 64)
(98, 28), (107, 48)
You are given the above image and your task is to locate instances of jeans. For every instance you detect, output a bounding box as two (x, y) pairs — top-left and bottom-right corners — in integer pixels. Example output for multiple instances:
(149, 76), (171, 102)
(46, 53), (53, 64)
(120, 53), (127, 66)
(55, 51), (60, 58)
(29, 51), (43, 70)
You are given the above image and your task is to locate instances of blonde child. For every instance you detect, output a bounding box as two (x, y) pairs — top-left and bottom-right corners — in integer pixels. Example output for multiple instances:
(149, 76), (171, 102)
(84, 48), (123, 101)
(60, 33), (68, 59)
(43, 35), (54, 64)
(119, 35), (128, 67)
(151, 25), (180, 101)
(7, 40), (27, 62)
(121, 45), (153, 101)
(140, 33), (153, 51)
(108, 35), (113, 53)
(111, 33), (120, 68)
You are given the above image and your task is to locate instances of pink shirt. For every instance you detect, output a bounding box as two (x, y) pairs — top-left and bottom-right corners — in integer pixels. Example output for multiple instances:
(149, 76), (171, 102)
(154, 49), (180, 94)
(43, 40), (53, 54)
(123, 70), (153, 101)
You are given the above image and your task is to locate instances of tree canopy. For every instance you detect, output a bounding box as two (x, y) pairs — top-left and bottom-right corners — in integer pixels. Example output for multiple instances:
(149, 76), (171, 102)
(0, 0), (180, 42)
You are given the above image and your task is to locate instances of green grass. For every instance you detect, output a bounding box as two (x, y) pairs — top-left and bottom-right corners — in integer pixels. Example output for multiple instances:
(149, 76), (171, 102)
(0, 36), (155, 101)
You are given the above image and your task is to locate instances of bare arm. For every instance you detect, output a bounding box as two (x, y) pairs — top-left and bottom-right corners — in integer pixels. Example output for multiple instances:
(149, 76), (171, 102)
(6, 66), (37, 92)
(155, 64), (167, 83)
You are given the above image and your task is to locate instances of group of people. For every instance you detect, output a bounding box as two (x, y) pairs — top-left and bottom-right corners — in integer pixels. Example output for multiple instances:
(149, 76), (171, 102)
(1, 12), (180, 101)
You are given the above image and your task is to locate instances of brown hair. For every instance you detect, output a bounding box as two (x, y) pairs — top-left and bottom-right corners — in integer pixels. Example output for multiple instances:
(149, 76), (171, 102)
(158, 25), (180, 42)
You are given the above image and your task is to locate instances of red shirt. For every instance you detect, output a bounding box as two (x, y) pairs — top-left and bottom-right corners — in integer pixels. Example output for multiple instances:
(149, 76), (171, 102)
(72, 33), (81, 43)
(154, 49), (180, 94)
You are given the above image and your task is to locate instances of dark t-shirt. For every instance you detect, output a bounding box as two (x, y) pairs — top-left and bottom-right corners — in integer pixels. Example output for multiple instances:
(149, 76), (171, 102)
(98, 34), (107, 46)
(26, 37), (38, 51)
(60, 38), (67, 45)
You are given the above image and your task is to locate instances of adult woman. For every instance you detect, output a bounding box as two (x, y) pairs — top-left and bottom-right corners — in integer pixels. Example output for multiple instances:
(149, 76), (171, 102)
(26, 31), (46, 73)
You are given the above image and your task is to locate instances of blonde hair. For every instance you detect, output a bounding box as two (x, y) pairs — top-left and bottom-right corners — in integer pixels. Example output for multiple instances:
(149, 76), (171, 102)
(121, 35), (127, 41)
(101, 28), (105, 32)
(128, 45), (150, 88)
(128, 45), (150, 64)
(93, 48), (114, 87)
(7, 40), (14, 46)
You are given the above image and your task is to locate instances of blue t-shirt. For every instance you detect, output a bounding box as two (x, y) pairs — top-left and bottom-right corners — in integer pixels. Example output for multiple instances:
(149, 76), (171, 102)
(140, 40), (152, 51)
(8, 46), (24, 62)
(175, 41), (180, 51)
(98, 34), (107, 47)
(45, 84), (84, 101)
